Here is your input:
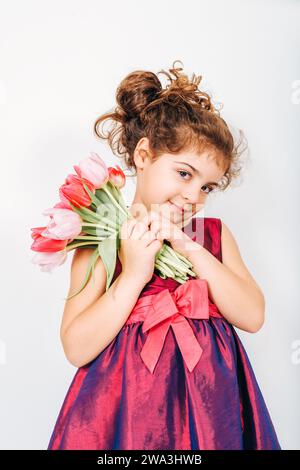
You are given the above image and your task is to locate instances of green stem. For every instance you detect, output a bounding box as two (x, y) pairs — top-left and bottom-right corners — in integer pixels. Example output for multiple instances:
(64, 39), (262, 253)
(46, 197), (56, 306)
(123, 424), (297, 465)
(158, 253), (189, 273)
(72, 203), (118, 231)
(82, 222), (115, 233)
(155, 259), (175, 277)
(101, 216), (119, 230)
(107, 182), (127, 211)
(84, 212), (118, 230)
(164, 244), (186, 263)
(170, 248), (193, 267)
(102, 184), (128, 217)
(163, 244), (194, 268)
(66, 241), (98, 251)
(173, 276), (185, 284)
(73, 236), (107, 241)
(159, 253), (196, 277)
(81, 222), (97, 226)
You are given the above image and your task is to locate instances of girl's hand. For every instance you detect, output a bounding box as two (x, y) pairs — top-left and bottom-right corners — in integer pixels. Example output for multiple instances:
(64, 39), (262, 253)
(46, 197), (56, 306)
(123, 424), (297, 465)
(148, 209), (196, 258)
(118, 214), (163, 285)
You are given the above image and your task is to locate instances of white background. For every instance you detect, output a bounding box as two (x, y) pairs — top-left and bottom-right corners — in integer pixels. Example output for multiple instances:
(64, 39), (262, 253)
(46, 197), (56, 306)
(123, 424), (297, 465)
(0, 0), (299, 450)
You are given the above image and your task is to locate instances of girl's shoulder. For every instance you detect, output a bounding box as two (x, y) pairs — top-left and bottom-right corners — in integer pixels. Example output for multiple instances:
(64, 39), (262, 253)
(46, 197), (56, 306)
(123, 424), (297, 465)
(185, 216), (249, 268)
(198, 216), (241, 266)
(211, 218), (263, 293)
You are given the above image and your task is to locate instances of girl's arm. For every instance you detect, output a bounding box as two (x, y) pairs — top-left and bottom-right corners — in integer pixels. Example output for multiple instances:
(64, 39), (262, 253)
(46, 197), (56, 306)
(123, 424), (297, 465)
(60, 248), (146, 368)
(181, 221), (265, 333)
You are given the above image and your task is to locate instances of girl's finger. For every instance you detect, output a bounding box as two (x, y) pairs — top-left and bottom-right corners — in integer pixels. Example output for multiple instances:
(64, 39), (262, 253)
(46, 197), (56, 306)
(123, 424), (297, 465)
(121, 217), (138, 239)
(141, 230), (155, 243)
(148, 210), (160, 224)
(156, 229), (169, 241)
(149, 220), (161, 236)
(131, 220), (149, 239)
(142, 230), (162, 248)
(150, 217), (170, 237)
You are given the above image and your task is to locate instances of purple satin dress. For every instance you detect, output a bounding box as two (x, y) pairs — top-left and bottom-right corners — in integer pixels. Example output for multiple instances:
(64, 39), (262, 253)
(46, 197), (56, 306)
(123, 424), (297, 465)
(47, 217), (281, 450)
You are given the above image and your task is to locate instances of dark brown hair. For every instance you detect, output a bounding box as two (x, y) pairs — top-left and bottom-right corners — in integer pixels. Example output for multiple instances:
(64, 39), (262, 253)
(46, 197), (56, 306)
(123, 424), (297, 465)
(93, 60), (247, 191)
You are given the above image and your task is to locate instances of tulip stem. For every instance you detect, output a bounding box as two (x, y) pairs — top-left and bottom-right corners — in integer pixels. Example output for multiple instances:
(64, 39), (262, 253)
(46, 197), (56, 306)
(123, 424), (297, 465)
(66, 241), (98, 251)
(82, 222), (115, 233)
(100, 216), (118, 230)
(155, 259), (175, 277)
(158, 253), (189, 273)
(102, 185), (128, 217)
(73, 235), (115, 241)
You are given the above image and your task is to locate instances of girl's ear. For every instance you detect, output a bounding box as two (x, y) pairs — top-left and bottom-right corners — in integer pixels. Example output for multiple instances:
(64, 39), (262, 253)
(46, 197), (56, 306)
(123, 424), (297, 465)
(133, 137), (152, 169)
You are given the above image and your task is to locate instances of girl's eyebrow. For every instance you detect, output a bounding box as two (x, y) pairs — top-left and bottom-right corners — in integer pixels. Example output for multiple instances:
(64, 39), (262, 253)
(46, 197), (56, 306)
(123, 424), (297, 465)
(174, 161), (219, 186)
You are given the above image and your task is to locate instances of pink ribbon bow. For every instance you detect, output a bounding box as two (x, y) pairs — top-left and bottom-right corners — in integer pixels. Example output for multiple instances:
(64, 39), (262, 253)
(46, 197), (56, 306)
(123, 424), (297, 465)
(139, 278), (216, 374)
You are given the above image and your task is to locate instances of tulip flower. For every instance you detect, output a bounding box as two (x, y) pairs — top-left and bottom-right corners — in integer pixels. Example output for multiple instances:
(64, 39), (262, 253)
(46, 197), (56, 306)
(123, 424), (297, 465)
(73, 152), (109, 189)
(53, 201), (71, 210)
(31, 250), (68, 272)
(59, 174), (95, 208)
(31, 227), (69, 252)
(41, 207), (82, 240)
(108, 165), (126, 189)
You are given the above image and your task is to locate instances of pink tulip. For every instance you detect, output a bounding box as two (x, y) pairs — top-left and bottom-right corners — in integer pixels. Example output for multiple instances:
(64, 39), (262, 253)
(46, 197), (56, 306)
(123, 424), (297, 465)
(59, 174), (95, 208)
(108, 165), (126, 189)
(31, 250), (68, 272)
(31, 227), (69, 252)
(41, 207), (82, 240)
(53, 201), (71, 210)
(73, 152), (109, 189)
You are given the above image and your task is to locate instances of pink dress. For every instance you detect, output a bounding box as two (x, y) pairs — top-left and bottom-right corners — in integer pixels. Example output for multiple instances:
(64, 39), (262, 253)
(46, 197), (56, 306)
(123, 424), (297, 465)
(47, 217), (281, 450)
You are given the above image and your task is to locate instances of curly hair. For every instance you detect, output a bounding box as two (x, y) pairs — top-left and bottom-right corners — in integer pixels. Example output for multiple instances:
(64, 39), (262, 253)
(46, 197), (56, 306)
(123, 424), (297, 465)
(93, 60), (247, 192)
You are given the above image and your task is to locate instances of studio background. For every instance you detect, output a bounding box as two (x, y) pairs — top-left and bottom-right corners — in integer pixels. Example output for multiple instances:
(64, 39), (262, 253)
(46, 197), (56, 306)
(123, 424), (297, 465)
(0, 0), (299, 449)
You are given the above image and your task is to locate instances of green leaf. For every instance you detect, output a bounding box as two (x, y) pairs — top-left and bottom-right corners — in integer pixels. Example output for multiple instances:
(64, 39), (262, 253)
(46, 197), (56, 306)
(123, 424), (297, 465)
(66, 241), (98, 250)
(106, 181), (127, 210)
(94, 201), (116, 219)
(94, 191), (125, 229)
(68, 201), (101, 224)
(106, 181), (119, 200)
(82, 181), (103, 207)
(95, 187), (113, 206)
(98, 234), (118, 292)
(97, 184), (125, 211)
(80, 227), (98, 236)
(63, 248), (99, 301)
(81, 227), (112, 237)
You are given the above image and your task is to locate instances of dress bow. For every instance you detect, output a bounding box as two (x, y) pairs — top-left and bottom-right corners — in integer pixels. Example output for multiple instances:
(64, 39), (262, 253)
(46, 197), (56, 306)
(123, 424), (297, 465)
(140, 278), (210, 374)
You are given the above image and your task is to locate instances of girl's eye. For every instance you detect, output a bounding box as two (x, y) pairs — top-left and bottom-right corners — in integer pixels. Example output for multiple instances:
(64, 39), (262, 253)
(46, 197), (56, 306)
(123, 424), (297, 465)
(177, 171), (214, 194)
(201, 185), (214, 194)
(177, 170), (192, 180)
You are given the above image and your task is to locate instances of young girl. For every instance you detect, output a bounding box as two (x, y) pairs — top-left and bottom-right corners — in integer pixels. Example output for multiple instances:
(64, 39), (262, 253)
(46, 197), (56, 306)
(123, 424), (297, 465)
(47, 61), (281, 450)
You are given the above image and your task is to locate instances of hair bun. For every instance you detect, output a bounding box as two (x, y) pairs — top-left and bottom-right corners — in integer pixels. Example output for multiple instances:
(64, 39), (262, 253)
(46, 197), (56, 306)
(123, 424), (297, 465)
(116, 70), (162, 121)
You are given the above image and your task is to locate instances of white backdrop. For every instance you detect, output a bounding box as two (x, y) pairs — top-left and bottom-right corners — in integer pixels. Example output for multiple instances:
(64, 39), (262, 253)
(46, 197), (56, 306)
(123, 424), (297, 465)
(0, 0), (299, 450)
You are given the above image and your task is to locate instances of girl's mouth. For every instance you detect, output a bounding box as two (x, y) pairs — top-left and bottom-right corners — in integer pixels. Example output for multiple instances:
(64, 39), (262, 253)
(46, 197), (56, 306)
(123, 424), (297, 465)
(168, 201), (194, 220)
(168, 200), (184, 213)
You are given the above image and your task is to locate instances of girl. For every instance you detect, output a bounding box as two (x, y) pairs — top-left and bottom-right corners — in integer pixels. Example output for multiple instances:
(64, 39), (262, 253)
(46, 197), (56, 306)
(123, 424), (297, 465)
(47, 61), (281, 450)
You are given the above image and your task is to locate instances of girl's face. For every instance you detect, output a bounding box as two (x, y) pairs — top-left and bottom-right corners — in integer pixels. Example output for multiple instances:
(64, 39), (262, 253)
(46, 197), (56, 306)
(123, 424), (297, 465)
(129, 138), (226, 228)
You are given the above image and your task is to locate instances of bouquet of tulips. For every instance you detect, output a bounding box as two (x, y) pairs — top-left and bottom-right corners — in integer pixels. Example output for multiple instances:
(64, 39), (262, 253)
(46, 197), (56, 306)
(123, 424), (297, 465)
(30, 152), (197, 300)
